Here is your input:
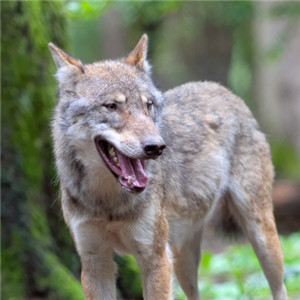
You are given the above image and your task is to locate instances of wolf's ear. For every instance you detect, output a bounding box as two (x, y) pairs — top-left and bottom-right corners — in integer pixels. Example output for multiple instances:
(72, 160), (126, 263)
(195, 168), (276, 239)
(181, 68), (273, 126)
(48, 42), (84, 73)
(124, 34), (150, 73)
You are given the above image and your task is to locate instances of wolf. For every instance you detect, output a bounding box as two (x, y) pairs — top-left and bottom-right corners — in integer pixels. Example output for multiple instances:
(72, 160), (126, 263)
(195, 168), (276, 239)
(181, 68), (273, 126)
(49, 34), (287, 300)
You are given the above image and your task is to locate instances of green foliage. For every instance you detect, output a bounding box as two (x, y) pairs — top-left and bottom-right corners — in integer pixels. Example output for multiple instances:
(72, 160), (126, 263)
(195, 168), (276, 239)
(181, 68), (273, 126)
(116, 255), (143, 299)
(174, 233), (300, 299)
(66, 0), (109, 20)
(115, 1), (181, 27)
(66, 0), (181, 24)
(202, 1), (253, 27)
(271, 140), (300, 180)
(228, 24), (253, 108)
(37, 253), (84, 300)
(270, 2), (300, 18)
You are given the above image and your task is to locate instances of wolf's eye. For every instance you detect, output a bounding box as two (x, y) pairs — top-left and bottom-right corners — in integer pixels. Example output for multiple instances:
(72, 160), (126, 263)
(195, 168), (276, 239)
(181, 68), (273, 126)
(147, 100), (153, 109)
(105, 103), (117, 111)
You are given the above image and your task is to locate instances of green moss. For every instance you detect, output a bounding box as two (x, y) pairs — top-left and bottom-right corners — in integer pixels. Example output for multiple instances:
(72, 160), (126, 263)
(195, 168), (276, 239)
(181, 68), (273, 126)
(37, 253), (84, 300)
(28, 193), (52, 247)
(1, 234), (26, 299)
(2, 1), (83, 298)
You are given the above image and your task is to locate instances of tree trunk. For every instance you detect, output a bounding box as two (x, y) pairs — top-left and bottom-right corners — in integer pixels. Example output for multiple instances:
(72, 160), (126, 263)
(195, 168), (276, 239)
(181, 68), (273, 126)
(253, 2), (300, 157)
(1, 1), (83, 299)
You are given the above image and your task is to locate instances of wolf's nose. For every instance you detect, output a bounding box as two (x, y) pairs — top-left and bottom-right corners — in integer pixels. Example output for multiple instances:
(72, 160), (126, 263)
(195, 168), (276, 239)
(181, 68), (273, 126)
(142, 137), (166, 158)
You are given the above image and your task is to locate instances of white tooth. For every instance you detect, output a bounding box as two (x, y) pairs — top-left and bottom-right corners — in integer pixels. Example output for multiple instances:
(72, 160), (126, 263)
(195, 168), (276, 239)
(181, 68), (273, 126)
(117, 163), (120, 167)
(113, 157), (118, 163)
(109, 147), (115, 158)
(128, 176), (132, 185)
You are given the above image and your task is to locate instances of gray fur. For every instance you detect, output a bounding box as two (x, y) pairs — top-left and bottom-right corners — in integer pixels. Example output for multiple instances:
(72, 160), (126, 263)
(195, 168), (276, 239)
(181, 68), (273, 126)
(49, 36), (287, 300)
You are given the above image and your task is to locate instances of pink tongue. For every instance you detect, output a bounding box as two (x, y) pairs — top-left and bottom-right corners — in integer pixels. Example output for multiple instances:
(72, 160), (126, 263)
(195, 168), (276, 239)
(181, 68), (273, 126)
(116, 149), (148, 188)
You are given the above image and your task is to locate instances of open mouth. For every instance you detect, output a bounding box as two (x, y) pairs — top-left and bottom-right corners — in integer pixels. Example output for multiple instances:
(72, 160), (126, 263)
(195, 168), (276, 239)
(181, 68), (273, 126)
(95, 138), (148, 193)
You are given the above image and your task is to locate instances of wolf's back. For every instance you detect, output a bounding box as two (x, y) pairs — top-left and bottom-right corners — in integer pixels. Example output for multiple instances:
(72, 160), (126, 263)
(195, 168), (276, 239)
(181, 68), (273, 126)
(160, 81), (272, 238)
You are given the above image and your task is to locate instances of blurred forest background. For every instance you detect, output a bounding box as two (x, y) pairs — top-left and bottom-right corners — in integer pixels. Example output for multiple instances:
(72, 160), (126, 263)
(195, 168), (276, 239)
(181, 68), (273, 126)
(1, 1), (300, 299)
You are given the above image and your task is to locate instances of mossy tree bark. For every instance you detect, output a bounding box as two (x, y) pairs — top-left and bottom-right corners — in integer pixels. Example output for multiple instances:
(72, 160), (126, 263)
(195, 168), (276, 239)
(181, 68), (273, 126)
(1, 1), (83, 299)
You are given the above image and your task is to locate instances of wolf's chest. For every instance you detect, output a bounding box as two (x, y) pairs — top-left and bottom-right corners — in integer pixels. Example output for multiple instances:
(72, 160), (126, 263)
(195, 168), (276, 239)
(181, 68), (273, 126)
(105, 223), (132, 254)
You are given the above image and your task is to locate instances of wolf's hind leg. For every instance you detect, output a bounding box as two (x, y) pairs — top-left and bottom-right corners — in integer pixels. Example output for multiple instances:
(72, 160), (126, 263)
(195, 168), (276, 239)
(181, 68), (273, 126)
(170, 221), (202, 300)
(229, 186), (287, 300)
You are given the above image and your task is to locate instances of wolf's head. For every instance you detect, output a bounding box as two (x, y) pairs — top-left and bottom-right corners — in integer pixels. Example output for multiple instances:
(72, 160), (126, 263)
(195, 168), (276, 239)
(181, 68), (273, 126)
(49, 35), (165, 194)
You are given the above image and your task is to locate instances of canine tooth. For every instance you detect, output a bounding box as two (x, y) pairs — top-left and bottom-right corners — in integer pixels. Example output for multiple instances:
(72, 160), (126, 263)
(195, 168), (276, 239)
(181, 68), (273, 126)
(109, 147), (116, 158)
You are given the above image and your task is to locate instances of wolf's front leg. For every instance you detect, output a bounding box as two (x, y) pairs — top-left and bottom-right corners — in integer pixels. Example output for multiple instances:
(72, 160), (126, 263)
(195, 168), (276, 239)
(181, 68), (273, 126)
(80, 248), (116, 300)
(134, 211), (172, 300)
(71, 220), (117, 300)
(138, 250), (172, 300)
